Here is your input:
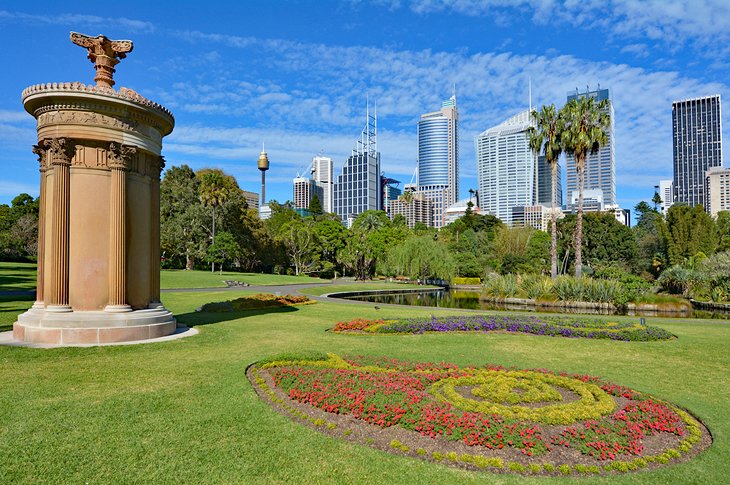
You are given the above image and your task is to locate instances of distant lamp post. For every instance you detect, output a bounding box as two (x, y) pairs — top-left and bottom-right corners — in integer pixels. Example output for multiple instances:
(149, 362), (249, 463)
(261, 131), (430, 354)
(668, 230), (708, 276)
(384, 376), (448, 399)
(257, 143), (270, 207)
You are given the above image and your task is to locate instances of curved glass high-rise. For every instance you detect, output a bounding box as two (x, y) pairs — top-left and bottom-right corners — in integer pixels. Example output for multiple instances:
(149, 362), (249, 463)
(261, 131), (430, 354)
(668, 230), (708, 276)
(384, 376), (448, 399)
(417, 96), (458, 227)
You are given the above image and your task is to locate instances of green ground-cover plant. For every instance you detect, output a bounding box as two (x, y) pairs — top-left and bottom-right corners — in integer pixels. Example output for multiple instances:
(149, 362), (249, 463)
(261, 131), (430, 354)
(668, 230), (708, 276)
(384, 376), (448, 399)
(201, 293), (313, 312)
(483, 273), (665, 308)
(0, 288), (727, 483)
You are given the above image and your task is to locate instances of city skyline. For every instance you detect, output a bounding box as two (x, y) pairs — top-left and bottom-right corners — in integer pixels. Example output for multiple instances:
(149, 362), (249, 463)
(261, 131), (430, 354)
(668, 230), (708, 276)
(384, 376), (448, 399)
(1, 1), (729, 221)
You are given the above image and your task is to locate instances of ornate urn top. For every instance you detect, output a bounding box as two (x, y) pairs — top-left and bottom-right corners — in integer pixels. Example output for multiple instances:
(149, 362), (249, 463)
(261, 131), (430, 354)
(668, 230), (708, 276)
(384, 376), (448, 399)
(70, 32), (133, 89)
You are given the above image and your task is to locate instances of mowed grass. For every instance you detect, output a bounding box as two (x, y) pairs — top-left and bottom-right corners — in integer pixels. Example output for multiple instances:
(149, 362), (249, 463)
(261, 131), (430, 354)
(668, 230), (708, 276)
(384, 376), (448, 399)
(0, 262), (37, 291)
(0, 285), (728, 484)
(161, 269), (330, 289)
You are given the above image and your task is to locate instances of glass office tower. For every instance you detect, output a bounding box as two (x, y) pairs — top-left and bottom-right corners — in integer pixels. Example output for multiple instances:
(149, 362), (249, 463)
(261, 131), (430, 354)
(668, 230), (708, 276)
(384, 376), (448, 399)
(417, 96), (458, 227)
(672, 95), (723, 210)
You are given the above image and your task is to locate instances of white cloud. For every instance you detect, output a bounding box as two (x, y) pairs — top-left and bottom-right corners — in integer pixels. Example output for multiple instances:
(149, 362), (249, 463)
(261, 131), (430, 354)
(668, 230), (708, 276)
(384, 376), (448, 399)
(168, 30), (728, 206)
(405, 0), (730, 54)
(0, 10), (155, 33)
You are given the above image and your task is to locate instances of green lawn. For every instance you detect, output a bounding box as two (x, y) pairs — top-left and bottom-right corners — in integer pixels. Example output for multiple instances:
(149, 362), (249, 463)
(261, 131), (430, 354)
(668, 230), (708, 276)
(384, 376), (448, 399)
(161, 269), (330, 289)
(0, 262), (36, 291)
(0, 287), (728, 483)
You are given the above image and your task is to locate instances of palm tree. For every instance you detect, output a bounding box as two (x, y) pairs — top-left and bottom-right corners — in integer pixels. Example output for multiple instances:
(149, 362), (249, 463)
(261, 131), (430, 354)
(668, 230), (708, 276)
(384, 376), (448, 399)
(199, 170), (230, 272)
(560, 96), (610, 278)
(528, 104), (563, 279)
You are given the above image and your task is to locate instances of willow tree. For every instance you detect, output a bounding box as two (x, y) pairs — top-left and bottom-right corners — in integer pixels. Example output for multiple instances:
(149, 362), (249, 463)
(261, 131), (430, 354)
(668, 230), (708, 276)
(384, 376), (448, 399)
(528, 104), (563, 278)
(560, 96), (610, 277)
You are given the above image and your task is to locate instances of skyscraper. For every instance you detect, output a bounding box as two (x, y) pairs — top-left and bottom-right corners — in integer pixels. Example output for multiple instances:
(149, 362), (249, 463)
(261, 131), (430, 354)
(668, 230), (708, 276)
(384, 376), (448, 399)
(417, 95), (458, 227)
(334, 105), (381, 225)
(293, 176), (323, 210)
(672, 95), (723, 210)
(475, 110), (536, 225)
(536, 155), (563, 207)
(706, 166), (730, 217)
(311, 155), (334, 213)
(658, 179), (673, 215)
(565, 87), (616, 209)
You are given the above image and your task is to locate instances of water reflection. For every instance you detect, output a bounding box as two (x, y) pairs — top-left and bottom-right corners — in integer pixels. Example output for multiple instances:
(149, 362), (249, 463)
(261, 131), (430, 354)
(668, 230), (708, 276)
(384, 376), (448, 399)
(342, 289), (730, 320)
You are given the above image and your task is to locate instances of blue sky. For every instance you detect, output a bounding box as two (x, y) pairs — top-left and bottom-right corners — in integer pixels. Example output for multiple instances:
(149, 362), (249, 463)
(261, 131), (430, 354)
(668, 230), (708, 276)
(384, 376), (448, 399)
(1, 0), (728, 216)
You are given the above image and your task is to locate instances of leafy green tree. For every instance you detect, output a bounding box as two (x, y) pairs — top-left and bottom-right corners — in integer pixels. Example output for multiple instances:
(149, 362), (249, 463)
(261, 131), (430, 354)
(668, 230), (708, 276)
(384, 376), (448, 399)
(384, 236), (454, 280)
(0, 193), (39, 260)
(560, 96), (610, 277)
(652, 191), (663, 211)
(160, 165), (207, 270)
(340, 211), (406, 279)
(277, 219), (317, 275)
(308, 193), (323, 215)
(529, 104), (563, 278)
(633, 201), (666, 277)
(312, 218), (348, 277)
(663, 204), (717, 266)
(205, 231), (241, 274)
(557, 213), (636, 274)
(581, 212), (637, 270)
(716, 211), (730, 252)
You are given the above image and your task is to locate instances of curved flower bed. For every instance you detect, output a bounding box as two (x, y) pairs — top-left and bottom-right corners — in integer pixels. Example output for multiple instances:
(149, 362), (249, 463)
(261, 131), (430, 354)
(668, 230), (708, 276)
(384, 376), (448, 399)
(331, 315), (674, 341)
(249, 353), (709, 476)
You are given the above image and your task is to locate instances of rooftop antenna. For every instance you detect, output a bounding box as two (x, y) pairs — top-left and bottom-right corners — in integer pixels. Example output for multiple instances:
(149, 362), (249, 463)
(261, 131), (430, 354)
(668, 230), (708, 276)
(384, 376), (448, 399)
(528, 76), (532, 113)
(452, 82), (457, 105)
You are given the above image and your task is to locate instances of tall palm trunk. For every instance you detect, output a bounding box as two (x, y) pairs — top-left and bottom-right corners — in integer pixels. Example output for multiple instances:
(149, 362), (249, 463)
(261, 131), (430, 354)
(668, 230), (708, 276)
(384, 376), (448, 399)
(211, 205), (216, 273)
(550, 162), (558, 278)
(574, 156), (585, 278)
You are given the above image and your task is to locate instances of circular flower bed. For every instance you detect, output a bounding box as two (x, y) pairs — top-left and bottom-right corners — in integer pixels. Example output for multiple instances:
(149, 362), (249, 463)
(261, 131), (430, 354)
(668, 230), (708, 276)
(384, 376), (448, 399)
(248, 353), (710, 476)
(331, 315), (675, 341)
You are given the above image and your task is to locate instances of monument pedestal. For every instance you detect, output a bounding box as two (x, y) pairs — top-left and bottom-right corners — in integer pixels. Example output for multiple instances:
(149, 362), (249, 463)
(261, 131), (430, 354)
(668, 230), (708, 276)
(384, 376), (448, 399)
(13, 34), (177, 346)
(14, 306), (175, 345)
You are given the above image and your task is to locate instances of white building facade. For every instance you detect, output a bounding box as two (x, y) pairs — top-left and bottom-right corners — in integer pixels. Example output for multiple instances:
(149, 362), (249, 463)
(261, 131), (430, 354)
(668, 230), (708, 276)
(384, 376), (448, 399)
(475, 110), (536, 226)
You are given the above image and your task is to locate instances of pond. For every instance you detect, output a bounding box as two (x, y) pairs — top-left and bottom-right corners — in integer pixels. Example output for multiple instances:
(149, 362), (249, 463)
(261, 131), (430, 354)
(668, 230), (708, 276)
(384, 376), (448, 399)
(339, 288), (730, 320)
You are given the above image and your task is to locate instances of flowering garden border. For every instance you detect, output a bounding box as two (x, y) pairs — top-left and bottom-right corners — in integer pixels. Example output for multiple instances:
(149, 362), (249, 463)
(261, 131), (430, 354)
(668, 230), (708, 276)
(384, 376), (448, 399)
(330, 315), (675, 341)
(248, 353), (710, 476)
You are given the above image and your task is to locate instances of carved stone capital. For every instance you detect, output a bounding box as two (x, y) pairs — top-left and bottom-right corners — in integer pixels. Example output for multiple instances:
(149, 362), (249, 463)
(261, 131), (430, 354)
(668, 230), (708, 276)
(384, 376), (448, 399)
(45, 137), (76, 166)
(32, 144), (47, 171)
(70, 32), (133, 89)
(108, 142), (137, 170)
(156, 156), (166, 179)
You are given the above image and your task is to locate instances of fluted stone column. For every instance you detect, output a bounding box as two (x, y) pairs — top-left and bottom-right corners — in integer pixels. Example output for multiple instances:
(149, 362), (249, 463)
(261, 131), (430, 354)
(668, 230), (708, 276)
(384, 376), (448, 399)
(105, 143), (135, 312)
(31, 144), (47, 310)
(149, 155), (164, 307)
(46, 138), (74, 312)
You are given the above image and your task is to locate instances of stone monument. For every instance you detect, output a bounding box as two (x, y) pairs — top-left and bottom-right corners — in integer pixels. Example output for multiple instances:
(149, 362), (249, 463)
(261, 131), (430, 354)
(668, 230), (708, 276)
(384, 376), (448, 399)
(13, 33), (176, 344)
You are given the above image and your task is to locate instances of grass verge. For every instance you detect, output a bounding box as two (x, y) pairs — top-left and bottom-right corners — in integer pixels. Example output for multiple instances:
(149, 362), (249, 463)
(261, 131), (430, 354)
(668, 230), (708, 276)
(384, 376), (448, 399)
(0, 289), (727, 483)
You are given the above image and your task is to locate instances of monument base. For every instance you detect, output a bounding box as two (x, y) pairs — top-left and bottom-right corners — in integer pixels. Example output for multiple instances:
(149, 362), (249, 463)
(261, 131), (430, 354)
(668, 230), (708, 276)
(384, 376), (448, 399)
(13, 305), (176, 345)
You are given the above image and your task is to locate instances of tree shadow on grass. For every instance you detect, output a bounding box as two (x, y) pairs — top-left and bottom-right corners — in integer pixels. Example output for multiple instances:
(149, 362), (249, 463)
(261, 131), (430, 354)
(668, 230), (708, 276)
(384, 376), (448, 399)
(0, 295), (34, 332)
(0, 271), (37, 292)
(174, 305), (300, 328)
